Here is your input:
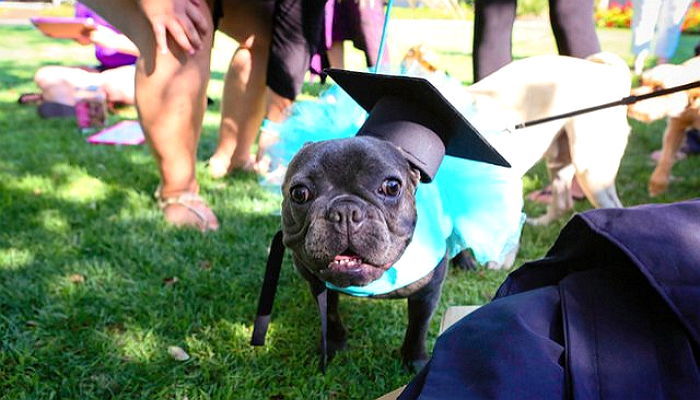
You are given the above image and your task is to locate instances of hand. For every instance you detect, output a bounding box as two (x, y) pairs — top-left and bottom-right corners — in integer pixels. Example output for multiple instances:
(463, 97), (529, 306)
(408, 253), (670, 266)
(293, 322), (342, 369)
(89, 25), (140, 56)
(74, 19), (97, 46)
(138, 0), (209, 55)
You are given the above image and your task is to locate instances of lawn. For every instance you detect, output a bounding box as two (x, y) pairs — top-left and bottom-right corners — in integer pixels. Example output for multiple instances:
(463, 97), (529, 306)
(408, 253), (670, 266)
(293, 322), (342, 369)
(1, 14), (700, 400)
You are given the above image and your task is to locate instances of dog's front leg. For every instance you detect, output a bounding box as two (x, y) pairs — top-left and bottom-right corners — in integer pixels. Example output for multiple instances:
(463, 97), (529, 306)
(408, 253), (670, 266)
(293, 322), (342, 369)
(327, 289), (348, 361)
(650, 117), (688, 196)
(401, 258), (447, 372)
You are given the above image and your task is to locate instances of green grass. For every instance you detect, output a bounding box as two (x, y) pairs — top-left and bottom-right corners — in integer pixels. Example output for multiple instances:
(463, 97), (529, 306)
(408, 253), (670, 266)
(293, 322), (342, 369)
(2, 20), (700, 400)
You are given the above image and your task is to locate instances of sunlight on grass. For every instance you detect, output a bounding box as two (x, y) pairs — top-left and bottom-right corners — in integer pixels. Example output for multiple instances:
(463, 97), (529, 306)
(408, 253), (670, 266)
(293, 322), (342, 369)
(3, 173), (52, 192)
(2, 16), (700, 399)
(117, 327), (163, 363)
(35, 209), (69, 233)
(58, 175), (108, 203)
(0, 248), (34, 270)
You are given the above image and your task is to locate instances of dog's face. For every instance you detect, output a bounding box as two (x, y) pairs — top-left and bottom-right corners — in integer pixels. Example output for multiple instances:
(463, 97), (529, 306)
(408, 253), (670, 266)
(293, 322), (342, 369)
(400, 44), (439, 76)
(281, 136), (421, 288)
(628, 64), (694, 122)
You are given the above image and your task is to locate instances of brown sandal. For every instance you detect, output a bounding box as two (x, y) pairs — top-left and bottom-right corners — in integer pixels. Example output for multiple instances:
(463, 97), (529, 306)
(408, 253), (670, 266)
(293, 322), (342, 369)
(154, 186), (219, 232)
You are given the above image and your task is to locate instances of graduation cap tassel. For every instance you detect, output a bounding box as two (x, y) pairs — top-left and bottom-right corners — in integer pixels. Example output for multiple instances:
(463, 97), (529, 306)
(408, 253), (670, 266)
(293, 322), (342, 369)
(251, 230), (285, 346)
(512, 80), (700, 130)
(371, 0), (394, 73)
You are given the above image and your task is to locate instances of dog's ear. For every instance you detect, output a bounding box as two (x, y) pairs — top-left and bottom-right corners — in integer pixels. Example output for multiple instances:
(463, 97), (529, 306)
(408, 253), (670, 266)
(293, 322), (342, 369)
(689, 88), (700, 109)
(396, 147), (422, 188)
(409, 167), (421, 188)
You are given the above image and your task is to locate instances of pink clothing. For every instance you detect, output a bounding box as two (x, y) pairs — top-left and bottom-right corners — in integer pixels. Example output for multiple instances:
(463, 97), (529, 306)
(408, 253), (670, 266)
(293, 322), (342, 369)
(74, 3), (137, 69)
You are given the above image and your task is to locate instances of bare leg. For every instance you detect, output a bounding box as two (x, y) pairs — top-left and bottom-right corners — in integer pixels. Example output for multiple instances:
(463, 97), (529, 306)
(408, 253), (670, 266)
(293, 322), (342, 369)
(209, 0), (273, 177)
(327, 41), (345, 69)
(254, 88), (293, 174)
(81, 0), (218, 231)
(34, 66), (98, 106)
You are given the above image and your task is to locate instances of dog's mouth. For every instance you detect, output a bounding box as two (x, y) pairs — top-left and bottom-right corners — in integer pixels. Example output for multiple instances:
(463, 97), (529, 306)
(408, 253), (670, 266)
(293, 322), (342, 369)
(316, 249), (389, 287)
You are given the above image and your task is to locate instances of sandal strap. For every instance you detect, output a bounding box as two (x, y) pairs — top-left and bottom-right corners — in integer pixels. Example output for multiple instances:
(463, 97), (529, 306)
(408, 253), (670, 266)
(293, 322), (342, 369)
(154, 186), (209, 225)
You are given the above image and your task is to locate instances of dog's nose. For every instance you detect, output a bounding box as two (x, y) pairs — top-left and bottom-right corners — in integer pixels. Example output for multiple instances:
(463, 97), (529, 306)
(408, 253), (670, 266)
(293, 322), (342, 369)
(327, 201), (365, 229)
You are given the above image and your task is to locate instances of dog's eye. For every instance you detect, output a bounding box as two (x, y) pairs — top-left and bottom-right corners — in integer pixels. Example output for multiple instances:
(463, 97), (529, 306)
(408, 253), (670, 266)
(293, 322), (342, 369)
(290, 184), (311, 204)
(379, 178), (402, 197)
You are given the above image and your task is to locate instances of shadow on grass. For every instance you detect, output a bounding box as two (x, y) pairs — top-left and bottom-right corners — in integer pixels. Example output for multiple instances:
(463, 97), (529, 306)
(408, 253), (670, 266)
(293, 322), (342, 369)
(3, 22), (700, 400)
(0, 98), (426, 398)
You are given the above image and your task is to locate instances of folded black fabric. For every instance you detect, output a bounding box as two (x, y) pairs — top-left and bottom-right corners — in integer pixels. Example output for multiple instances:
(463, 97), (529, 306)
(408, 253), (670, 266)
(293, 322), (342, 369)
(400, 199), (700, 400)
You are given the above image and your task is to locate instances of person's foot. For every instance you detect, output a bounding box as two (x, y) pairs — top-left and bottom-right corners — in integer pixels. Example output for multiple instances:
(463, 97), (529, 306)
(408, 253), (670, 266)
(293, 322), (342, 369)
(155, 188), (219, 231)
(207, 154), (255, 178)
(526, 177), (585, 204)
(18, 93), (43, 105)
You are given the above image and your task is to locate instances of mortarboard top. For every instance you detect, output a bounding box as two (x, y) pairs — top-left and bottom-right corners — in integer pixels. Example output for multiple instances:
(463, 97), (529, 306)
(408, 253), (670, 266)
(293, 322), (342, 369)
(325, 69), (510, 182)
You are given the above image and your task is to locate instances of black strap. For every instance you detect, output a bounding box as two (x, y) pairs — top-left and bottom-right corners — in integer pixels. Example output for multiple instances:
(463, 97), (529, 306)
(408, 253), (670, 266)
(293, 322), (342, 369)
(251, 230), (285, 346)
(211, 0), (223, 30)
(514, 80), (700, 130)
(308, 276), (328, 373)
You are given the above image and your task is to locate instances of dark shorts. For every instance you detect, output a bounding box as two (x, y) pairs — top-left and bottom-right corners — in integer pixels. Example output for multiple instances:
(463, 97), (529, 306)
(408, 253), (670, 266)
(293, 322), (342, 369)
(213, 0), (325, 100)
(267, 0), (327, 100)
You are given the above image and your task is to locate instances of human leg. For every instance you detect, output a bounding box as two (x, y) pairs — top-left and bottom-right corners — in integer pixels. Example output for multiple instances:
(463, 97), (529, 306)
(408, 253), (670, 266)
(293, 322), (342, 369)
(34, 66), (100, 106)
(549, 0), (600, 58)
(209, 0), (274, 177)
(654, 0), (693, 62)
(81, 0), (218, 230)
(472, 0), (516, 82)
(327, 41), (345, 69)
(631, 0), (661, 73)
(99, 65), (136, 105)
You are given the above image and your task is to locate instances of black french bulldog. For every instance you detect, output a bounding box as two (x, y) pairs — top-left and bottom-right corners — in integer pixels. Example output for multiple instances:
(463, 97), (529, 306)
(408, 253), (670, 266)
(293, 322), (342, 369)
(281, 135), (449, 371)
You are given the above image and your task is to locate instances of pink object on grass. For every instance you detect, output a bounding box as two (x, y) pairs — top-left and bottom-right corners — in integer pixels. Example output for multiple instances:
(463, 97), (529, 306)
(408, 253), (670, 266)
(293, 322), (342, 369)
(87, 120), (145, 146)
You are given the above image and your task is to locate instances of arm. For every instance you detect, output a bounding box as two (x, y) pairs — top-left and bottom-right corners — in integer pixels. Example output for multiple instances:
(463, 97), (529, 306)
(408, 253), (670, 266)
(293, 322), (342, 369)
(85, 25), (139, 56)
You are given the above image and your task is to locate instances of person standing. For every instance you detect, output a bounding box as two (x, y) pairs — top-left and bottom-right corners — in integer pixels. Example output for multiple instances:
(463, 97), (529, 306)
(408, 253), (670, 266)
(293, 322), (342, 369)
(472, 0), (601, 82)
(631, 0), (694, 74)
(81, 0), (326, 231)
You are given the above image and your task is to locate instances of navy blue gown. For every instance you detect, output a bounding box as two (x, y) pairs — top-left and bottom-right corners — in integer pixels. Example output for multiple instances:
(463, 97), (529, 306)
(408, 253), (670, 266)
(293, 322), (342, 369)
(399, 199), (700, 399)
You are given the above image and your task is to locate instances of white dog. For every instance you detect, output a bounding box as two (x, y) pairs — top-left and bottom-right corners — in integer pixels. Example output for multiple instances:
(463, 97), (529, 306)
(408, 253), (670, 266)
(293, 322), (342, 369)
(465, 52), (632, 225)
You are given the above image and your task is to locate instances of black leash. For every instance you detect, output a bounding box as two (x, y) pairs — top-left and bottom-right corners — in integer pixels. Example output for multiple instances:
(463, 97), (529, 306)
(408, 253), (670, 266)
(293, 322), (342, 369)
(251, 230), (285, 346)
(513, 80), (700, 130)
(250, 230), (330, 372)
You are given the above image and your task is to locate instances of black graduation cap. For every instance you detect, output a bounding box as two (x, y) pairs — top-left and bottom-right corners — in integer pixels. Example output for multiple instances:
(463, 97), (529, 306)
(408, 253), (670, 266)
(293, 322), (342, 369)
(325, 69), (510, 182)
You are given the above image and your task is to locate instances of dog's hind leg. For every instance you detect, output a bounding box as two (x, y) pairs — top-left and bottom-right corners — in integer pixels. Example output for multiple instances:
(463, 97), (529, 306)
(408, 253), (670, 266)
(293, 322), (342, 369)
(401, 258), (447, 372)
(568, 112), (628, 209)
(649, 117), (688, 196)
(528, 131), (576, 226)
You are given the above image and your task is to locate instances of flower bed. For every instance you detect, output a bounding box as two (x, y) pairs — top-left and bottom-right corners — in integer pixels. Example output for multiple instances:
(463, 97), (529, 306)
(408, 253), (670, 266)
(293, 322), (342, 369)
(595, 1), (700, 33)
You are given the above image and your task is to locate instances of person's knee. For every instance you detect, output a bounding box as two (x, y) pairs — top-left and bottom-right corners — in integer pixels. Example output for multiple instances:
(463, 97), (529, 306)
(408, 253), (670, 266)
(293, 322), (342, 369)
(231, 46), (254, 77)
(34, 66), (65, 89)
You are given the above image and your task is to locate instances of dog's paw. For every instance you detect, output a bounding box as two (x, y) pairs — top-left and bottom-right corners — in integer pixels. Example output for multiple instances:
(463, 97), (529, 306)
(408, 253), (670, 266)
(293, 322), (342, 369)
(526, 214), (554, 226)
(450, 250), (478, 270)
(401, 345), (428, 372)
(648, 177), (669, 197)
(327, 336), (348, 361)
(403, 357), (429, 373)
(318, 334), (348, 367)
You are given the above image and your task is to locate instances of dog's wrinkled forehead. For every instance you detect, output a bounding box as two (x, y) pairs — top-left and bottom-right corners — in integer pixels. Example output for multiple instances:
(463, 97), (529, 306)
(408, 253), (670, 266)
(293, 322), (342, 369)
(284, 136), (412, 188)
